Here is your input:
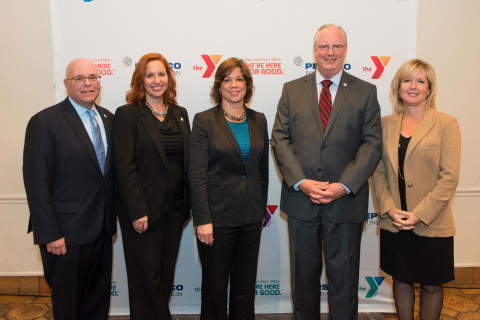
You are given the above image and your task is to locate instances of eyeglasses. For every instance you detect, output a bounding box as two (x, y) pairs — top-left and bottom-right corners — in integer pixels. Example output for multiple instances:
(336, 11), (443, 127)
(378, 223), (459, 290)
(316, 44), (345, 52)
(65, 74), (101, 83)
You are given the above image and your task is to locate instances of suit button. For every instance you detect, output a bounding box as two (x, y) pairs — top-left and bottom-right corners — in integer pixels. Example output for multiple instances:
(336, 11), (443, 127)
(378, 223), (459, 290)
(100, 201), (104, 206)
(321, 145), (326, 150)
(407, 183), (413, 188)
(241, 175), (246, 180)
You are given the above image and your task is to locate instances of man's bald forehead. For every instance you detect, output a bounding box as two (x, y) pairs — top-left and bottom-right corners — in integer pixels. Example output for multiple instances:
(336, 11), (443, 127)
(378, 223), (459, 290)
(65, 58), (97, 77)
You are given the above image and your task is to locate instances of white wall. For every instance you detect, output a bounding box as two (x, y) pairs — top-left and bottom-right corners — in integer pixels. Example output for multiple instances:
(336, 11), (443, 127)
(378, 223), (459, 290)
(417, 0), (480, 266)
(1, 0), (479, 275)
(0, 0), (54, 274)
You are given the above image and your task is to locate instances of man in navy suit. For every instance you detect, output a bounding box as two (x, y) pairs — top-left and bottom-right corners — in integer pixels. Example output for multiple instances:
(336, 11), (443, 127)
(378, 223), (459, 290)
(23, 58), (117, 320)
(272, 24), (382, 319)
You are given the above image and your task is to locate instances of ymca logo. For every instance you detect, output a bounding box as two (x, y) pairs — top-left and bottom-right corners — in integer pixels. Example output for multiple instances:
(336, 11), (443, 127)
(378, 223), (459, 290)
(370, 56), (391, 79)
(200, 55), (222, 78)
(365, 276), (384, 298)
(263, 205), (278, 227)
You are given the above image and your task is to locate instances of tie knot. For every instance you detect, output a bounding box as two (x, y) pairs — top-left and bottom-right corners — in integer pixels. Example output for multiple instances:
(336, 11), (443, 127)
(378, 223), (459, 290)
(322, 80), (333, 88)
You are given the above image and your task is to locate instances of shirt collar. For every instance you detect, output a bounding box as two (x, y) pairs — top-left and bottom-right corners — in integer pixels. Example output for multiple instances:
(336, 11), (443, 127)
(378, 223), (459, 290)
(69, 96), (98, 117)
(316, 69), (343, 87)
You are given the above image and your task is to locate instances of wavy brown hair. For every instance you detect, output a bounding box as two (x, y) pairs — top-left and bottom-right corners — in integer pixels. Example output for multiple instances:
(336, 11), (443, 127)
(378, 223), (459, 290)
(126, 53), (177, 106)
(210, 57), (254, 105)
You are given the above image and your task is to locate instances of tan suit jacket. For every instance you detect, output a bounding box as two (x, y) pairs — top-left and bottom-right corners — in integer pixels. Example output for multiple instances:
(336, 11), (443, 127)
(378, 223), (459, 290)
(372, 109), (461, 237)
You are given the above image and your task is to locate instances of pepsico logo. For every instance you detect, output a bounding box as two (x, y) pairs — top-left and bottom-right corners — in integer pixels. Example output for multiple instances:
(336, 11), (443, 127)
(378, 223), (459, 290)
(122, 56), (133, 67)
(293, 56), (303, 67)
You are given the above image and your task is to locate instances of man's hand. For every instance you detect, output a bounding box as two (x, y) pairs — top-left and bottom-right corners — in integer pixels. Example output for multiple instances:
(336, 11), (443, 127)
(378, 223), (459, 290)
(321, 183), (348, 202)
(46, 237), (66, 255)
(133, 216), (148, 233)
(298, 179), (332, 204)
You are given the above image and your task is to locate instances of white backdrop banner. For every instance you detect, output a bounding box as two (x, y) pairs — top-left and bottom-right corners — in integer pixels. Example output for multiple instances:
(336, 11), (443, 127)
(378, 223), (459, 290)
(50, 0), (417, 314)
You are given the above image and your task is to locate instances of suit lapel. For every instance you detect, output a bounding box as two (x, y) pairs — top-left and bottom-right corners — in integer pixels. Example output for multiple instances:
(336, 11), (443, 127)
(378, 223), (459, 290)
(97, 106), (112, 176)
(170, 105), (190, 170)
(386, 114), (402, 177)
(324, 72), (353, 136)
(405, 109), (436, 163)
(138, 103), (168, 168)
(62, 99), (103, 175)
(215, 105), (243, 163)
(245, 108), (258, 167)
(304, 72), (324, 137)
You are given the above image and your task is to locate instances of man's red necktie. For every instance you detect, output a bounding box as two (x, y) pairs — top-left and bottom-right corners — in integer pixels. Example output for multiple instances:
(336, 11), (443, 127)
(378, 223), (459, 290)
(319, 80), (333, 131)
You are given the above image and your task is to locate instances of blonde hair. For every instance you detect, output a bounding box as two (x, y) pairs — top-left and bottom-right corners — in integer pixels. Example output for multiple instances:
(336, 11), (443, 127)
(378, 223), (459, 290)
(391, 59), (437, 114)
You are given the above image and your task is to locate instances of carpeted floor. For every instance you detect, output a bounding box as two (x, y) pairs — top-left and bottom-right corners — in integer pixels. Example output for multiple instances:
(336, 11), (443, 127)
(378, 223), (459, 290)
(1, 286), (479, 319)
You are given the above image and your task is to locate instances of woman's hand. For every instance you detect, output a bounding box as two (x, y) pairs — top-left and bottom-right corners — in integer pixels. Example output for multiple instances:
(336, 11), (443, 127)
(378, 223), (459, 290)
(387, 209), (420, 231)
(197, 223), (214, 246)
(132, 216), (148, 233)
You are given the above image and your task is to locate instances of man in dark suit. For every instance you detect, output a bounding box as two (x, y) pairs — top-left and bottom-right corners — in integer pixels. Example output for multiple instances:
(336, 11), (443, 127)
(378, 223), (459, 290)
(271, 24), (382, 319)
(23, 58), (117, 320)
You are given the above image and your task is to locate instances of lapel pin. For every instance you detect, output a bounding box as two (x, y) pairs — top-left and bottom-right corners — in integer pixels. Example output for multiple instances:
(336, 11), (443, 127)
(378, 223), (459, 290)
(180, 117), (184, 121)
(103, 114), (107, 118)
(343, 83), (347, 87)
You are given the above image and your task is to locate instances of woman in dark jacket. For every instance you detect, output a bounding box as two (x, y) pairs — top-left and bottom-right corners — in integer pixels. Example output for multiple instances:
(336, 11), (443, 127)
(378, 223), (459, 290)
(113, 53), (190, 320)
(188, 57), (269, 320)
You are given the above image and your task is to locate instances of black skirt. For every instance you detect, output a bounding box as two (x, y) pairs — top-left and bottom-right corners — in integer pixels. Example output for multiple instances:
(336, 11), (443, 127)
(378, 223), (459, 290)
(380, 229), (454, 284)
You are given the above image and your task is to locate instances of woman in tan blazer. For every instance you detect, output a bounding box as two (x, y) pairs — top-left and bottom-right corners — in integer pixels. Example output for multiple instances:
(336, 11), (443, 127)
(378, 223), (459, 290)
(372, 59), (461, 320)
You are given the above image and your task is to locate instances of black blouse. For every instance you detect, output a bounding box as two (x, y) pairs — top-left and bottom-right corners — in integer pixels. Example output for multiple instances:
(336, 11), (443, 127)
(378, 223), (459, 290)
(151, 111), (184, 200)
(398, 134), (411, 211)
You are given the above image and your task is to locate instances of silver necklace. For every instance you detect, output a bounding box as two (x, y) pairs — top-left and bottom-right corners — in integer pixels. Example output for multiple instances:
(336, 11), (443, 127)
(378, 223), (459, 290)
(222, 106), (246, 121)
(145, 101), (168, 118)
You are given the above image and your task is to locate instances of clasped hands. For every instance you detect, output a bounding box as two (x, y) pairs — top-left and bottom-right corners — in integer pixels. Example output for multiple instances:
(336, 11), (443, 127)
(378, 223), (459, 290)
(298, 179), (347, 205)
(387, 209), (421, 231)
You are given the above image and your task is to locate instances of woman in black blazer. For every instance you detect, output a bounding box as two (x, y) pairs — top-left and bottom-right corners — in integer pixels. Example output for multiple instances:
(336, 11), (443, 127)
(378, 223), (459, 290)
(188, 57), (269, 320)
(113, 53), (190, 320)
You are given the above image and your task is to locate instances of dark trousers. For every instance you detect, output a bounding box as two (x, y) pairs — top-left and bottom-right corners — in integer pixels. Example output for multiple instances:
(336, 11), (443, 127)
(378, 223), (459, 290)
(40, 226), (112, 320)
(120, 199), (185, 320)
(288, 214), (363, 320)
(197, 221), (262, 320)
